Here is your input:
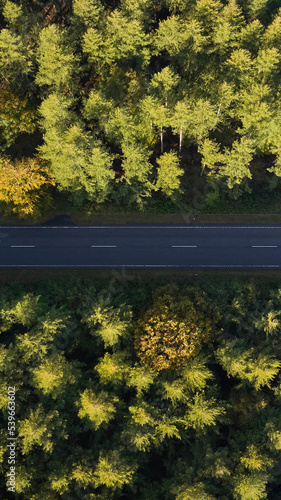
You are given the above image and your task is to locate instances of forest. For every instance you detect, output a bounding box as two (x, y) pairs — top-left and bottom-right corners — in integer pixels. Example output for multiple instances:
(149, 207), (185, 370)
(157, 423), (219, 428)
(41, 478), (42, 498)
(1, 277), (281, 499)
(1, 0), (281, 218)
(2, 2), (281, 498)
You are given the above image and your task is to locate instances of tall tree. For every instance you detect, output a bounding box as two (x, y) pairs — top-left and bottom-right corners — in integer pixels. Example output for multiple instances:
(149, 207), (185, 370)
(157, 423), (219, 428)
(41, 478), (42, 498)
(155, 151), (184, 197)
(39, 93), (115, 204)
(206, 137), (255, 190)
(18, 405), (67, 454)
(93, 451), (137, 490)
(171, 100), (191, 152)
(0, 29), (32, 83)
(77, 389), (118, 429)
(149, 66), (180, 108)
(212, 0), (245, 58)
(35, 25), (76, 90)
(72, 0), (104, 28)
(216, 339), (281, 390)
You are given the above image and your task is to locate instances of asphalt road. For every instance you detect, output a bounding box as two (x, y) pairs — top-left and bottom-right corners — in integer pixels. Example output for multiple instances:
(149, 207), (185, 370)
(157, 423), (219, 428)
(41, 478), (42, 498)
(1, 224), (281, 268)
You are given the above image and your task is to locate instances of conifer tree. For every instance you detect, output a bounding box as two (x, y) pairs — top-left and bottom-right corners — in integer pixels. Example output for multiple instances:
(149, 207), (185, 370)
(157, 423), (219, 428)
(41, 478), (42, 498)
(77, 389), (118, 429)
(155, 151), (184, 197)
(35, 25), (76, 90)
(93, 450), (137, 489)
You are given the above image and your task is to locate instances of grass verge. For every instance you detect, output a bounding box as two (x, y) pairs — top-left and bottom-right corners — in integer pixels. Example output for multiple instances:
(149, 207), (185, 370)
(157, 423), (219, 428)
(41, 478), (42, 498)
(1, 268), (281, 283)
(2, 209), (281, 226)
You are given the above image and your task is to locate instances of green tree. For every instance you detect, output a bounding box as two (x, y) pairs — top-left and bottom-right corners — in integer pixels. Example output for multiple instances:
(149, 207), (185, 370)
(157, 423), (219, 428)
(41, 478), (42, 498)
(172, 482), (216, 500)
(39, 93), (115, 203)
(233, 471), (269, 500)
(212, 0), (245, 57)
(15, 307), (69, 364)
(35, 25), (76, 90)
(262, 9), (281, 50)
(77, 389), (118, 429)
(207, 137), (255, 189)
(180, 356), (214, 392)
(120, 0), (154, 27)
(84, 143), (115, 204)
(216, 340), (281, 390)
(183, 393), (226, 431)
(32, 354), (79, 398)
(161, 379), (188, 404)
(0, 83), (38, 150)
(240, 445), (273, 471)
(118, 142), (154, 205)
(3, 1), (23, 26)
(129, 402), (154, 426)
(0, 293), (41, 331)
(155, 151), (184, 197)
(93, 450), (137, 489)
(154, 15), (206, 67)
(140, 96), (170, 152)
(154, 414), (181, 442)
(234, 84), (273, 153)
(225, 49), (254, 89)
(18, 405), (67, 454)
(82, 11), (150, 70)
(95, 352), (129, 385)
(149, 66), (180, 108)
(83, 300), (132, 348)
(239, 20), (263, 54)
(12, 465), (32, 495)
(171, 100), (191, 152)
(126, 364), (156, 396)
(188, 99), (218, 144)
(255, 47), (280, 83)
(0, 29), (32, 81)
(49, 465), (72, 495)
(84, 89), (113, 136)
(246, 0), (268, 19)
(72, 0), (104, 27)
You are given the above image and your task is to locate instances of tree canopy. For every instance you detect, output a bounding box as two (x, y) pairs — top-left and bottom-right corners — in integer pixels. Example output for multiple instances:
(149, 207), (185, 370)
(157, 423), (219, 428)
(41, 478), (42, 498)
(0, 278), (281, 498)
(1, 0), (281, 214)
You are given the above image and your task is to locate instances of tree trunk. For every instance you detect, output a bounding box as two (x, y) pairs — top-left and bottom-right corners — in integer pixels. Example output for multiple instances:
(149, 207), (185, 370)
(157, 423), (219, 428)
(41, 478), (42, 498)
(212, 103), (222, 131)
(160, 127), (163, 153)
(179, 125), (182, 153)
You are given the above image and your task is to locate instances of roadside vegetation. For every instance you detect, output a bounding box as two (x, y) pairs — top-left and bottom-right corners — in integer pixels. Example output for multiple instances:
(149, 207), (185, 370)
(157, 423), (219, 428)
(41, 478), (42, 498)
(1, 0), (281, 220)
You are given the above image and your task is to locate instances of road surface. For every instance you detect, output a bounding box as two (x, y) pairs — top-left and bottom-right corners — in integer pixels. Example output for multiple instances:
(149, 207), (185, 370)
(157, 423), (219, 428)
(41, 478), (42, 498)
(0, 224), (281, 268)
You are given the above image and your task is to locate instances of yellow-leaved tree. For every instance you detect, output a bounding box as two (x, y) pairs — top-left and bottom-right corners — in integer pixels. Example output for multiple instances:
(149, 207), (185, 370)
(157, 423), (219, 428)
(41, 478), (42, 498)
(0, 156), (55, 219)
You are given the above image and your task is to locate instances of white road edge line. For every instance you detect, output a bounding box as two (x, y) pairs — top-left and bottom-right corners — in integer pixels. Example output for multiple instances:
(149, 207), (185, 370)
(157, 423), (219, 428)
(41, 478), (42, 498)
(4, 225), (281, 229)
(91, 245), (117, 248)
(10, 245), (35, 248)
(172, 245), (197, 248)
(0, 264), (279, 268)
(252, 245), (278, 248)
